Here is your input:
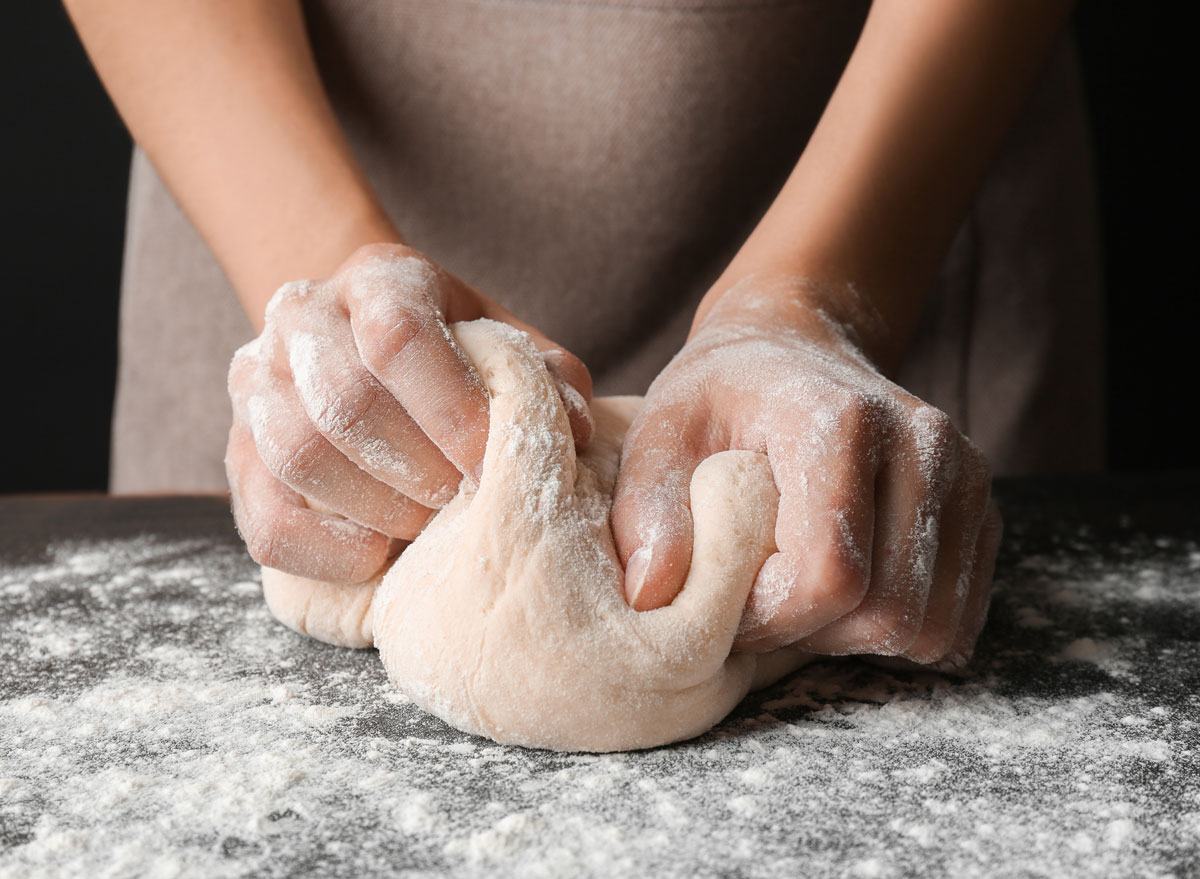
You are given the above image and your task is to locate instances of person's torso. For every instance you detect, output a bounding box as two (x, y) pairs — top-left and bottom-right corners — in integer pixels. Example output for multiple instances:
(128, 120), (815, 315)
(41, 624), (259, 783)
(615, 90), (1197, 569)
(306, 0), (871, 393)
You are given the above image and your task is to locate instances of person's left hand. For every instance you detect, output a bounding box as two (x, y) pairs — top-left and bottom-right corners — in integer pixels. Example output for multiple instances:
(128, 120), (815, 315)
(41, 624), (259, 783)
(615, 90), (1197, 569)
(610, 275), (1002, 667)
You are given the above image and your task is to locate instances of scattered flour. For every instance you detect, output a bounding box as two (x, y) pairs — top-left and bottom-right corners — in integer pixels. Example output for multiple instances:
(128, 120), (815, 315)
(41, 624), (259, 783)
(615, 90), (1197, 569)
(0, 504), (1198, 878)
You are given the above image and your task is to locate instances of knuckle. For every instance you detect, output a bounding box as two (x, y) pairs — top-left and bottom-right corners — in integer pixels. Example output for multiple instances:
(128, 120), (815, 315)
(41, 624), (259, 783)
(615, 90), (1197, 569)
(314, 374), (382, 439)
(827, 393), (888, 455)
(264, 280), (315, 323)
(227, 339), (265, 395)
(911, 405), (958, 451)
(357, 304), (439, 373)
(907, 406), (959, 489)
(261, 428), (327, 488)
(378, 310), (436, 365)
(344, 248), (438, 298)
(853, 391), (886, 420)
(830, 391), (871, 428)
(346, 242), (406, 267)
(229, 342), (256, 374)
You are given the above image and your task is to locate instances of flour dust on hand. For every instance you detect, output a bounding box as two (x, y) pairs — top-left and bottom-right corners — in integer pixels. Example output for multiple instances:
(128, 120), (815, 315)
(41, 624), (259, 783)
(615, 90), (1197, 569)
(261, 319), (810, 751)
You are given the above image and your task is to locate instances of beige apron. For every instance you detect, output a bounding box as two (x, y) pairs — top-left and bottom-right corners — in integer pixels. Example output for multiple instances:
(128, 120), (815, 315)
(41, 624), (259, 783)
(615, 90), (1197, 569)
(111, 0), (1103, 493)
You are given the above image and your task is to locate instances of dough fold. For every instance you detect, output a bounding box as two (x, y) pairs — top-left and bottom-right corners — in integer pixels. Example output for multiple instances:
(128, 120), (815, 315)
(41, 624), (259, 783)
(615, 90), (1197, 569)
(263, 319), (808, 751)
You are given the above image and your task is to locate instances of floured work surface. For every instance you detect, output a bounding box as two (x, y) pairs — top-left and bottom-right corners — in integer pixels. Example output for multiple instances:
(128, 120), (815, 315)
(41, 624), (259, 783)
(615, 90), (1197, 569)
(1, 480), (1198, 879)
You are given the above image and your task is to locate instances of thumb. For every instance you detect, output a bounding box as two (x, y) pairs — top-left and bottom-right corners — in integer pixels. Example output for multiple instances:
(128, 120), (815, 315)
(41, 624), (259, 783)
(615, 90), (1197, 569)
(611, 403), (711, 611)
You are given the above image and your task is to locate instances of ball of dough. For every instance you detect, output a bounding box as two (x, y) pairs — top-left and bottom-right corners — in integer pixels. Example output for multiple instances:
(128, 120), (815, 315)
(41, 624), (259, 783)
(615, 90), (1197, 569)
(262, 320), (808, 751)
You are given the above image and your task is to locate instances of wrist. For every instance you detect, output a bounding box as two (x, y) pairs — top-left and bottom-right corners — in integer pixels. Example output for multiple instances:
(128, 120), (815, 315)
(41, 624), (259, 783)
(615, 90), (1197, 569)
(240, 201), (405, 332)
(693, 270), (898, 372)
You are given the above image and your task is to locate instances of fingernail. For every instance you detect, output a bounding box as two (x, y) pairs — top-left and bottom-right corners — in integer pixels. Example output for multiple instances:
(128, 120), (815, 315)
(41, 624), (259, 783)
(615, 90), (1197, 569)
(624, 546), (652, 608)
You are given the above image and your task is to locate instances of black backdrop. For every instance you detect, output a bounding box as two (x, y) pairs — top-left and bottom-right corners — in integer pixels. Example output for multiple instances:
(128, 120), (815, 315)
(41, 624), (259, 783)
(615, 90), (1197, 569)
(1, 3), (1192, 494)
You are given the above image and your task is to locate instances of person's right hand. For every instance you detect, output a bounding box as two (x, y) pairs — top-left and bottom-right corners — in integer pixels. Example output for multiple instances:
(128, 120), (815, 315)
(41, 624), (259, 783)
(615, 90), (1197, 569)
(226, 243), (594, 584)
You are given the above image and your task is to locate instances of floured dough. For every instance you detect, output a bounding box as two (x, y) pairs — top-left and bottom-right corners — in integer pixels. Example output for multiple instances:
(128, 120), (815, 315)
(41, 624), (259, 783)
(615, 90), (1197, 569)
(263, 320), (809, 751)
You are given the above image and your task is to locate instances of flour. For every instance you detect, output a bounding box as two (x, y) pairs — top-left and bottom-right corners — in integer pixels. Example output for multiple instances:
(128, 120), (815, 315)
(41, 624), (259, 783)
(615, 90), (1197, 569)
(286, 327), (449, 508)
(2, 492), (1199, 876)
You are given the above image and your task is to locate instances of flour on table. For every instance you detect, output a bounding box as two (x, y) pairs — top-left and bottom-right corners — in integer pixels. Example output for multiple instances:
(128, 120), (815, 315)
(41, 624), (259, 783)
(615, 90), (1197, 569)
(2, 498), (1198, 877)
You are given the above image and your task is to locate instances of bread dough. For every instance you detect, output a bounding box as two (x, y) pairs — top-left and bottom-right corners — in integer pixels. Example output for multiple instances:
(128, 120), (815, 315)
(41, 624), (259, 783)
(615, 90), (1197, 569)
(262, 320), (809, 751)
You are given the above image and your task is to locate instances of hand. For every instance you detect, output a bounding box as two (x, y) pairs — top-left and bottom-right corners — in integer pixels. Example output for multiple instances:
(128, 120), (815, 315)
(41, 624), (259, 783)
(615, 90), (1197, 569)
(611, 275), (1001, 667)
(226, 243), (594, 583)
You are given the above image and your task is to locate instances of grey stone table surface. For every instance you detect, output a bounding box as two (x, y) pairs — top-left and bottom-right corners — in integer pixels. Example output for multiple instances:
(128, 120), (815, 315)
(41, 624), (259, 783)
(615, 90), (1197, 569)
(1, 475), (1198, 879)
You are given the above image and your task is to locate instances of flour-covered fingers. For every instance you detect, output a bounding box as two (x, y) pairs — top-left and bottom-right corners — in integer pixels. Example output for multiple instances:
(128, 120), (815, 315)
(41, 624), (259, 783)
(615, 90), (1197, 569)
(903, 436), (992, 664)
(234, 340), (434, 540)
(225, 421), (392, 583)
(611, 402), (713, 611)
(514, 329), (594, 449)
(540, 349), (595, 449)
(227, 243), (600, 583)
(280, 304), (462, 508)
(733, 407), (879, 652)
(473, 295), (596, 448)
(934, 500), (1003, 670)
(796, 405), (959, 657)
(341, 248), (491, 480)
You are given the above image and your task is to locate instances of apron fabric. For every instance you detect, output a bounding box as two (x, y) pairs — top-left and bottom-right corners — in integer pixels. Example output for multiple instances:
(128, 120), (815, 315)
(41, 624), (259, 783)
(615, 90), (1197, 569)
(110, 0), (1103, 493)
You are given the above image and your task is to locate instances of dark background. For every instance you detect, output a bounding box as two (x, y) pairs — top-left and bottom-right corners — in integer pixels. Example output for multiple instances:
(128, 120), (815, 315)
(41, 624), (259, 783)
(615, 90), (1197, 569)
(1, 4), (1192, 494)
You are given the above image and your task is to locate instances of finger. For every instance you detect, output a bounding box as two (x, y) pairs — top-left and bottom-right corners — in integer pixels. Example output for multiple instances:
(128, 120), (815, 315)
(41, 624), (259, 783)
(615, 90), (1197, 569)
(236, 345), (435, 539)
(610, 401), (713, 611)
(283, 312), (462, 508)
(733, 405), (879, 652)
(934, 500), (1003, 670)
(797, 405), (958, 656)
(225, 421), (392, 584)
(541, 349), (595, 449)
(903, 437), (992, 663)
(342, 252), (491, 480)
(476, 298), (595, 448)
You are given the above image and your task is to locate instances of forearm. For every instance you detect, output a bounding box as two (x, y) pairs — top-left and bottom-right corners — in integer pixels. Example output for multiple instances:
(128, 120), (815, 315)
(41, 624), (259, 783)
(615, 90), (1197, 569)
(65, 0), (400, 329)
(702, 0), (1076, 370)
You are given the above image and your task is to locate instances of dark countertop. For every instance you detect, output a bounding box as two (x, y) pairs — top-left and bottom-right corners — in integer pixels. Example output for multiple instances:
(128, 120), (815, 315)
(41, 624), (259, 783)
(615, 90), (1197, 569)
(1, 475), (1198, 879)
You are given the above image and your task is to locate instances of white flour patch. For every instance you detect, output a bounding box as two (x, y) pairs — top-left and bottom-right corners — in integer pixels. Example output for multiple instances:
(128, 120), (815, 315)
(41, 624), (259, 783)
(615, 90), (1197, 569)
(1, 504), (1198, 878)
